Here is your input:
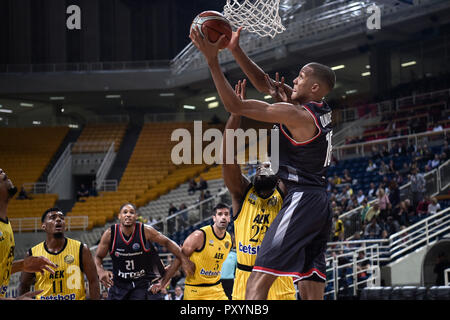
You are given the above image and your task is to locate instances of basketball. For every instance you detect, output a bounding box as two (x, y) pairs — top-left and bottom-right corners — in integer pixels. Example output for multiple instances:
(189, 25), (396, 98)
(191, 11), (232, 49)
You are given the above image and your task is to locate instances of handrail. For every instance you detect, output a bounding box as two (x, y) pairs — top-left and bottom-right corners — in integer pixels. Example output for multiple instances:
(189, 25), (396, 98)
(47, 143), (73, 192)
(96, 142), (115, 190)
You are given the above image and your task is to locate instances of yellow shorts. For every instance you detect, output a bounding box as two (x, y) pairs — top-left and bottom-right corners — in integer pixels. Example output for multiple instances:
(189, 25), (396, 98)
(232, 269), (297, 300)
(183, 282), (229, 300)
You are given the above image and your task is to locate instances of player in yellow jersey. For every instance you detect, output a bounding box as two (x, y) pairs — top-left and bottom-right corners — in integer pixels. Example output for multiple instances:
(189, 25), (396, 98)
(151, 203), (232, 300)
(0, 168), (57, 300)
(19, 207), (100, 300)
(221, 80), (296, 300)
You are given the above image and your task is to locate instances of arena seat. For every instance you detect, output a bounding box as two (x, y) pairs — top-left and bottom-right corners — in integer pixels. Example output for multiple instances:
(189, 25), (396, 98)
(72, 123), (127, 153)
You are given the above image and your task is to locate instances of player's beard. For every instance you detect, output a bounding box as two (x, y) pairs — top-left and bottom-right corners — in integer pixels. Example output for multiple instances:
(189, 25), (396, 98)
(253, 175), (278, 197)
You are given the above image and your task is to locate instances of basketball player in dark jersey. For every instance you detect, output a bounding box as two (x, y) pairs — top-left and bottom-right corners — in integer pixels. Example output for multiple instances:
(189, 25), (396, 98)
(190, 27), (335, 300)
(95, 203), (194, 300)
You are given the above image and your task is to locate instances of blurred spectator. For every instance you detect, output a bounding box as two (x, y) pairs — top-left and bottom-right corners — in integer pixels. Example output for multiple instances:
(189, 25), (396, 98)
(197, 177), (208, 191)
(416, 195), (431, 218)
(173, 285), (184, 300)
(356, 251), (371, 285)
(342, 169), (352, 184)
(388, 160), (396, 174)
(333, 173), (342, 185)
(428, 154), (440, 169)
(378, 160), (389, 176)
(388, 180), (400, 210)
(409, 166), (426, 209)
(356, 190), (366, 205)
(367, 182), (377, 200)
(332, 213), (345, 241)
(17, 185), (32, 200)
(366, 159), (377, 172)
(377, 188), (391, 221)
(204, 190), (212, 199)
(399, 162), (411, 176)
(393, 201), (409, 226)
(441, 141), (450, 155)
(188, 179), (197, 195)
(161, 287), (172, 300)
(364, 217), (382, 239)
(168, 203), (178, 216)
(383, 216), (400, 237)
(364, 202), (380, 225)
(360, 199), (371, 224)
(427, 197), (441, 215)
(76, 183), (89, 201)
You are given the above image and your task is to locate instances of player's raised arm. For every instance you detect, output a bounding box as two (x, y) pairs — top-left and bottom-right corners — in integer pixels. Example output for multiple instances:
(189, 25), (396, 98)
(222, 79), (251, 216)
(227, 27), (293, 97)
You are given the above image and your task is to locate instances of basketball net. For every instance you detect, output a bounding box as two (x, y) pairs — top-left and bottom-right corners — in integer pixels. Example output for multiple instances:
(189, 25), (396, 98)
(223, 0), (285, 38)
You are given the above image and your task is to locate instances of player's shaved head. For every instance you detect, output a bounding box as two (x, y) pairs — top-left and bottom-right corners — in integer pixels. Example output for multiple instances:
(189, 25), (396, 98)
(304, 62), (336, 92)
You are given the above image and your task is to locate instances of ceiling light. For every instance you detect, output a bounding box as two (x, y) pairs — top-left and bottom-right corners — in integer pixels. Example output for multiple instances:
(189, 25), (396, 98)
(401, 61), (416, 67)
(105, 94), (121, 99)
(68, 124), (79, 128)
(50, 96), (65, 100)
(0, 109), (13, 113)
(365, 65), (371, 69)
(32, 121), (41, 125)
(159, 93), (175, 97)
(264, 95), (272, 100)
(331, 65), (345, 71)
(20, 102), (33, 107)
(208, 102), (219, 109)
(361, 72), (371, 77)
(183, 105), (196, 110)
(204, 96), (216, 102)
(345, 89), (358, 95)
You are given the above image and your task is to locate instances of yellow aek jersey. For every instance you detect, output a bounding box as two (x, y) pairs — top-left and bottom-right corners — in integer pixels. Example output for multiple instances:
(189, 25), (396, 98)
(233, 185), (296, 300)
(31, 238), (86, 300)
(0, 218), (15, 298)
(184, 225), (231, 300)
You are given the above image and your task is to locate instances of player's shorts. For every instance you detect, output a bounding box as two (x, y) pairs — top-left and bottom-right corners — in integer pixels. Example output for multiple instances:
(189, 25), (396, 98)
(253, 183), (332, 283)
(107, 278), (152, 300)
(183, 281), (229, 300)
(232, 266), (296, 300)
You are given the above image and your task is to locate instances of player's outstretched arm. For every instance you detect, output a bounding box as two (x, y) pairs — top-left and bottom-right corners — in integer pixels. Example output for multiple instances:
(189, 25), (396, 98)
(18, 250), (36, 296)
(82, 244), (100, 300)
(222, 79), (251, 216)
(227, 27), (293, 97)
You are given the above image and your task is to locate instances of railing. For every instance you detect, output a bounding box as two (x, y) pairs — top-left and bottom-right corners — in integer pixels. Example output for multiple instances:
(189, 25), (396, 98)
(46, 143), (72, 193)
(10, 216), (89, 233)
(98, 179), (118, 192)
(21, 182), (48, 194)
(95, 142), (115, 191)
(325, 207), (450, 297)
(333, 128), (450, 161)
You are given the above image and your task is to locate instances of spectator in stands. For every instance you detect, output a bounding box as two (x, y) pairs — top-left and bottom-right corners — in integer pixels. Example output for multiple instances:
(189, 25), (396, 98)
(342, 169), (352, 185)
(332, 213), (345, 241)
(377, 188), (391, 221)
(356, 251), (371, 285)
(409, 166), (426, 209)
(388, 180), (400, 210)
(204, 190), (212, 200)
(399, 162), (411, 177)
(360, 199), (371, 224)
(187, 179), (197, 195)
(427, 197), (441, 215)
(168, 203), (178, 216)
(367, 182), (377, 200)
(378, 160), (389, 176)
(428, 154), (441, 169)
(441, 141), (450, 156)
(356, 190), (366, 205)
(432, 122), (443, 132)
(197, 177), (208, 191)
(416, 195), (431, 218)
(161, 287), (172, 300)
(333, 173), (342, 185)
(382, 216), (400, 237)
(366, 159), (377, 172)
(388, 160), (396, 174)
(344, 184), (353, 198)
(393, 171), (404, 186)
(173, 285), (184, 300)
(76, 183), (89, 201)
(434, 252), (450, 286)
(17, 185), (32, 200)
(393, 201), (409, 226)
(364, 216), (382, 239)
(89, 181), (98, 197)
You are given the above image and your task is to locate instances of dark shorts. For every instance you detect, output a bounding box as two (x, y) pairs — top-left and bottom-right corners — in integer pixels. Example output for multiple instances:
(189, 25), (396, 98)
(107, 278), (154, 300)
(253, 183), (332, 283)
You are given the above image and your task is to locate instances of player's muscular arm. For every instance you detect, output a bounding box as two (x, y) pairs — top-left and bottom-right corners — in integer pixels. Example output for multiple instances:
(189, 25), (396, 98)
(82, 244), (100, 300)
(18, 251), (35, 295)
(94, 229), (114, 288)
(227, 27), (293, 96)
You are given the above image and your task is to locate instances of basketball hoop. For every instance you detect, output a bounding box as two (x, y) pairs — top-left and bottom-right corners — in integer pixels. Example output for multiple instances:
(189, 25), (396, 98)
(223, 0), (286, 38)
